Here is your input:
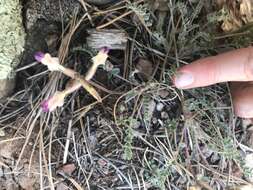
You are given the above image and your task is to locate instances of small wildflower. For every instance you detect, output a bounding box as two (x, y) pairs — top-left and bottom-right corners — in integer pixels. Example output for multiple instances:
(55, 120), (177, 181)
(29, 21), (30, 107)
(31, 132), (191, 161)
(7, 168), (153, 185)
(37, 48), (110, 112)
(34, 52), (61, 71)
(100, 46), (110, 54)
(34, 51), (45, 62)
(41, 100), (49, 112)
(92, 47), (110, 66)
(41, 91), (65, 112)
(41, 80), (83, 112)
(85, 47), (110, 80)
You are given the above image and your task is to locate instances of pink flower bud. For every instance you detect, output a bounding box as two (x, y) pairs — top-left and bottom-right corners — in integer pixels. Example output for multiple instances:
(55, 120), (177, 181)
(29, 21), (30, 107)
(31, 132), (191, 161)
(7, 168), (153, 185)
(34, 52), (61, 71)
(41, 100), (49, 112)
(100, 47), (110, 54)
(41, 91), (65, 112)
(34, 52), (45, 62)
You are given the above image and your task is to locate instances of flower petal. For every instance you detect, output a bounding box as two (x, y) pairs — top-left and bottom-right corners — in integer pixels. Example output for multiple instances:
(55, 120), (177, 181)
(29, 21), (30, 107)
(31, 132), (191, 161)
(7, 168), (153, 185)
(100, 46), (110, 54)
(41, 91), (66, 112)
(34, 52), (45, 62)
(41, 100), (49, 112)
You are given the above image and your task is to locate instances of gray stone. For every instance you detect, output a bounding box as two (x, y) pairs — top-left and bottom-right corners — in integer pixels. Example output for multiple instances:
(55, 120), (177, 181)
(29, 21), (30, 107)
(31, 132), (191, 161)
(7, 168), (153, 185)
(0, 0), (25, 98)
(25, 0), (80, 30)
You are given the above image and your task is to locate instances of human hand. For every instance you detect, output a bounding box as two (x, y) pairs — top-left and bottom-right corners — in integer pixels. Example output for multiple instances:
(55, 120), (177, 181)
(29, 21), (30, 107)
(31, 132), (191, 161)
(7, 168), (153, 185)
(173, 47), (253, 118)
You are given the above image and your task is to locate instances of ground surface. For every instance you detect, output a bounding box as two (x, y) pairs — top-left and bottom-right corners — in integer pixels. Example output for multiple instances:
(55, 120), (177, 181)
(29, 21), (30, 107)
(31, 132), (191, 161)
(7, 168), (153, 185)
(0, 0), (253, 189)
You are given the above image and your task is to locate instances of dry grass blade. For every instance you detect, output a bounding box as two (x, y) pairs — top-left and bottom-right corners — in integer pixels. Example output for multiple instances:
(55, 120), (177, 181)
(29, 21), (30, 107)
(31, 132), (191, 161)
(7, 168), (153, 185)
(63, 120), (72, 164)
(58, 10), (87, 64)
(0, 160), (9, 168)
(15, 109), (41, 170)
(68, 177), (84, 190)
(75, 76), (102, 102)
(96, 10), (133, 29)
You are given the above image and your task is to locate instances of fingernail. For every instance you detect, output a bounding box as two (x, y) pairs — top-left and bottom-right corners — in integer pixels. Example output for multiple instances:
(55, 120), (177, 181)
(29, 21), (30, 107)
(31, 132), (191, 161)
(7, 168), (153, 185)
(174, 72), (194, 88)
(34, 52), (45, 62)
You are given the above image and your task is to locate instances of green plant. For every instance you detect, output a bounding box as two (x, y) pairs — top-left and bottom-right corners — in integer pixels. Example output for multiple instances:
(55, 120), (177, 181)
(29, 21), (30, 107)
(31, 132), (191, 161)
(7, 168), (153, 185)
(142, 95), (155, 131)
(148, 164), (171, 190)
(207, 7), (230, 24)
(121, 118), (138, 161)
(165, 118), (178, 130)
(127, 2), (153, 27)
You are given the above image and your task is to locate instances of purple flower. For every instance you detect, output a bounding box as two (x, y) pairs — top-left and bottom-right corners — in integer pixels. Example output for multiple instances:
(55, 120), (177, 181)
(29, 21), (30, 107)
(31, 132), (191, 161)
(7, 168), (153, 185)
(34, 52), (45, 62)
(40, 91), (65, 112)
(100, 47), (110, 54)
(41, 100), (49, 112)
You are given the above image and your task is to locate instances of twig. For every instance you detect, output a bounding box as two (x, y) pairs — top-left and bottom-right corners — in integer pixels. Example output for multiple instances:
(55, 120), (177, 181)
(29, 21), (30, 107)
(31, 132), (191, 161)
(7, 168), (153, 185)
(63, 119), (72, 164)
(15, 61), (39, 72)
(79, 0), (94, 26)
(96, 10), (133, 29)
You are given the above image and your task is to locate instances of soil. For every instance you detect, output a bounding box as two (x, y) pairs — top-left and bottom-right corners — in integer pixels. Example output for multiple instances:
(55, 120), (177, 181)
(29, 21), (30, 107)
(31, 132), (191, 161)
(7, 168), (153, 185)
(0, 122), (40, 190)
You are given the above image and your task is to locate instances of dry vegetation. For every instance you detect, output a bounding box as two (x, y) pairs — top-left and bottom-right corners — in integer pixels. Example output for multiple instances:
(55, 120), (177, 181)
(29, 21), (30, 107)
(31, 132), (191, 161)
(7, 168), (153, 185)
(0, 0), (253, 189)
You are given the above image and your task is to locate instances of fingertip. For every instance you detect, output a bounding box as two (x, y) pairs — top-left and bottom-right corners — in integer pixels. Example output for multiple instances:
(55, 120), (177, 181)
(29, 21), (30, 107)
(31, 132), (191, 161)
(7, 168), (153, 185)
(173, 71), (194, 89)
(231, 82), (253, 118)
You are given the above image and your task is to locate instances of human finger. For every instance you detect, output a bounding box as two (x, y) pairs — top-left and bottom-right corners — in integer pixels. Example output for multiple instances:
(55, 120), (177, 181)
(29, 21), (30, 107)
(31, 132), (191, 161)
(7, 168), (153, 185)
(230, 82), (253, 118)
(174, 47), (253, 89)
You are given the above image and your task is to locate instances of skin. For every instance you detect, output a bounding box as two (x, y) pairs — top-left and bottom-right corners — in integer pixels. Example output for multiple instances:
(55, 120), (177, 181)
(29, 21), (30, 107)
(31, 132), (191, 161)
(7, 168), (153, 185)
(174, 47), (253, 118)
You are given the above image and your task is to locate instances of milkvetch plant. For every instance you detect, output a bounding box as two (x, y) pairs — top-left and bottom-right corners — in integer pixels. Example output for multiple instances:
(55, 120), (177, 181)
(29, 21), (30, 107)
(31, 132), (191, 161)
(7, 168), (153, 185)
(35, 47), (110, 112)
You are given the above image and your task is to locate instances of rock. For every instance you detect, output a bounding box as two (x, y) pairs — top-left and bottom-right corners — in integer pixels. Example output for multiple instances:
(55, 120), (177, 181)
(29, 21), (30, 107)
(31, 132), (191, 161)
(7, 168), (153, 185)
(0, 0), (25, 98)
(21, 21), (60, 69)
(25, 0), (120, 31)
(0, 79), (15, 98)
(25, 0), (80, 30)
